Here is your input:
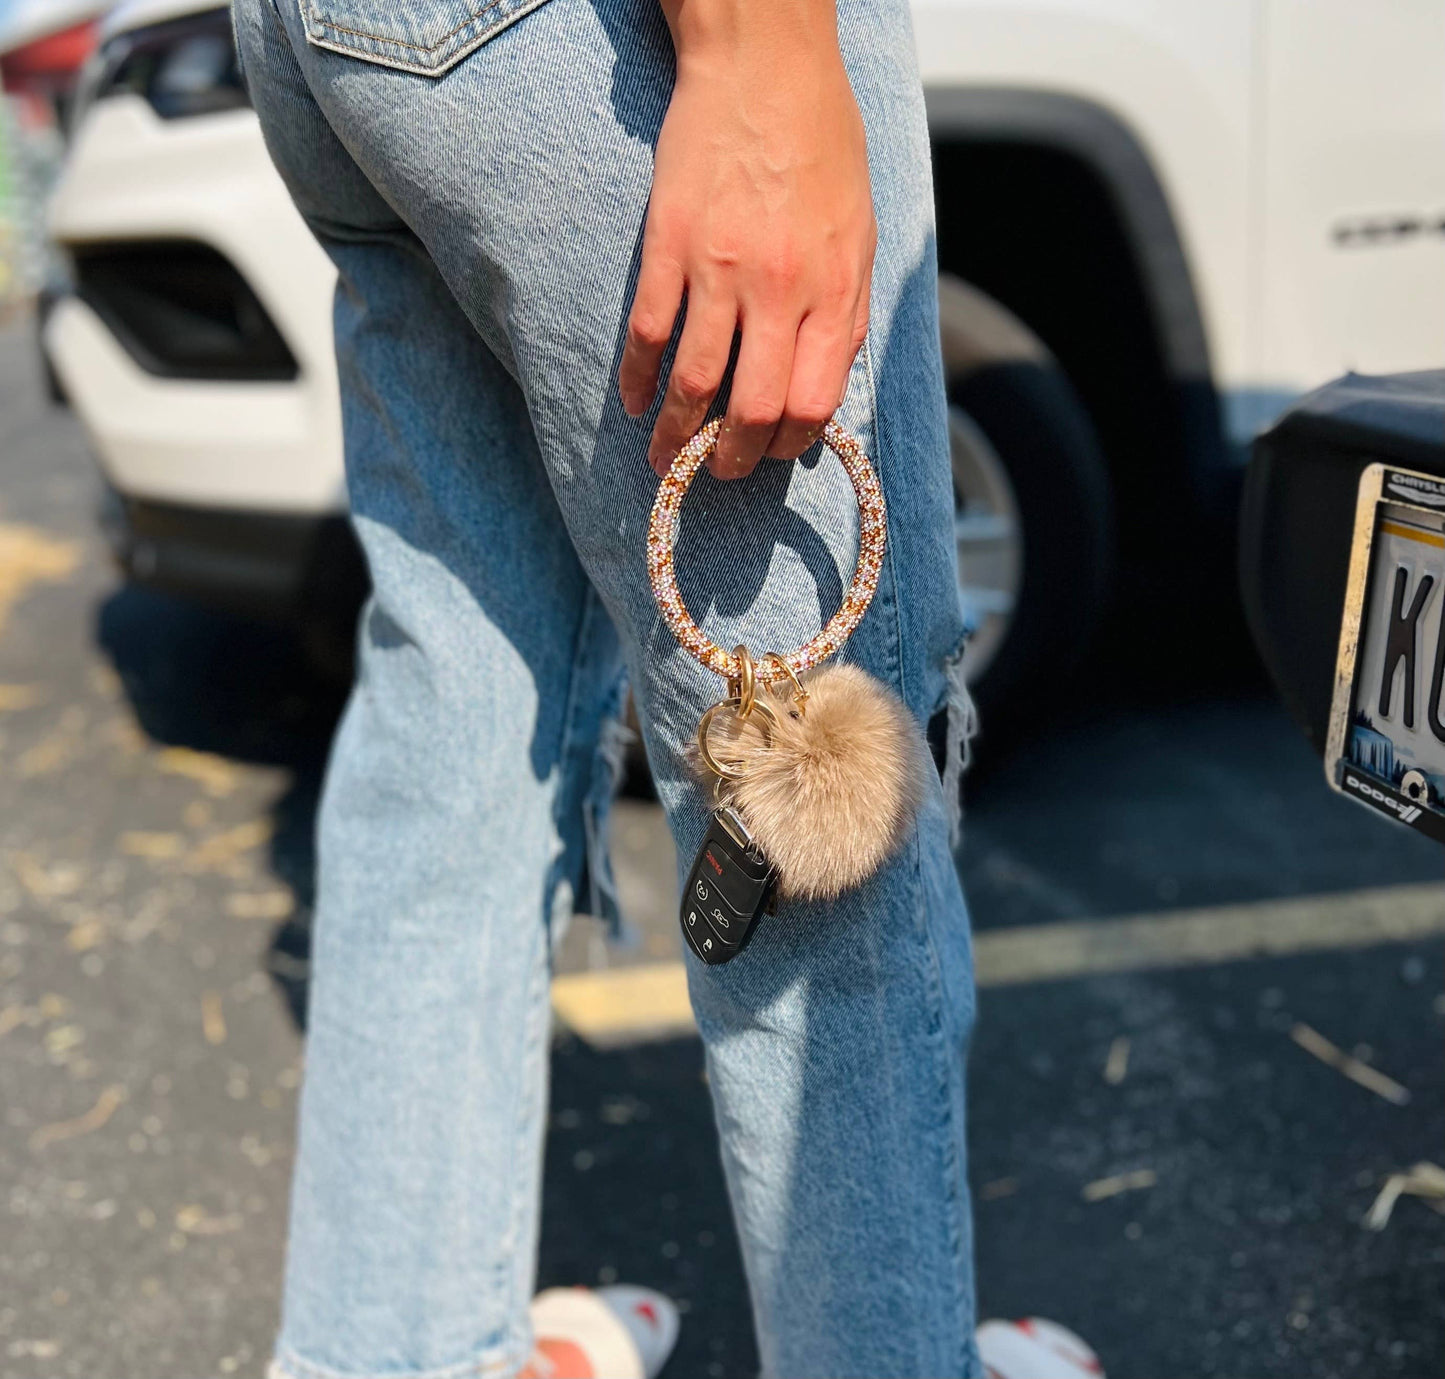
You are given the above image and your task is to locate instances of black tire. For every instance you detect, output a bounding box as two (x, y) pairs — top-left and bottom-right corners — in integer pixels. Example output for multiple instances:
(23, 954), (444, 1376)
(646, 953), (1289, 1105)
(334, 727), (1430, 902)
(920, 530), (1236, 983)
(950, 354), (1115, 741)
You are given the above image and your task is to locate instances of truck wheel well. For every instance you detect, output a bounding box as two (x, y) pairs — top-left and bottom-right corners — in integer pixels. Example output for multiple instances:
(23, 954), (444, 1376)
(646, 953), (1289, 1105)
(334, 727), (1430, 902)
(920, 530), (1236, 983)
(932, 137), (1212, 566)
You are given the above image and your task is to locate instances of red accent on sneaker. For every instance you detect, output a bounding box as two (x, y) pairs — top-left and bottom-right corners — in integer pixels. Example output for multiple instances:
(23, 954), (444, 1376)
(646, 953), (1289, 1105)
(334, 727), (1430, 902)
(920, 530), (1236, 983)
(1009, 1317), (1103, 1375)
(519, 1338), (595, 1379)
(634, 1301), (659, 1328)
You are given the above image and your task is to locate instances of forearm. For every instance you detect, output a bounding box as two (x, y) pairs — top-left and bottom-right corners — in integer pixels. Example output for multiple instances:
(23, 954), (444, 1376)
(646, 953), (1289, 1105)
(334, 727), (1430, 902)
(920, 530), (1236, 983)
(660, 0), (842, 70)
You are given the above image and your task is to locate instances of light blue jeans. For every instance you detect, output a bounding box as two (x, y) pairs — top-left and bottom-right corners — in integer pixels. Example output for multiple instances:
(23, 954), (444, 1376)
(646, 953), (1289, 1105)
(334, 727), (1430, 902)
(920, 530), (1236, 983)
(232, 1), (980, 1374)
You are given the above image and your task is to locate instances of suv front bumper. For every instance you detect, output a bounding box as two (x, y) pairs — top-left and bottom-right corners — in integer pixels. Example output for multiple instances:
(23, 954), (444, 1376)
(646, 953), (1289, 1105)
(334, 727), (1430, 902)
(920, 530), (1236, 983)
(46, 95), (343, 514)
(101, 488), (367, 632)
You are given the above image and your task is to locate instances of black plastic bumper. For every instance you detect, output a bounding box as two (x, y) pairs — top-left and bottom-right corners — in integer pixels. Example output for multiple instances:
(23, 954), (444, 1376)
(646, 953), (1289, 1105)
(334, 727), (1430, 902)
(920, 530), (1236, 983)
(1239, 370), (1445, 756)
(101, 490), (368, 630)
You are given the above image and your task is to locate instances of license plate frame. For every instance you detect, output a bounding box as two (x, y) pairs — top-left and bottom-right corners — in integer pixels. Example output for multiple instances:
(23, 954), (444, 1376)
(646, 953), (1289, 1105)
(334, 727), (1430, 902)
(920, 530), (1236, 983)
(1326, 463), (1445, 843)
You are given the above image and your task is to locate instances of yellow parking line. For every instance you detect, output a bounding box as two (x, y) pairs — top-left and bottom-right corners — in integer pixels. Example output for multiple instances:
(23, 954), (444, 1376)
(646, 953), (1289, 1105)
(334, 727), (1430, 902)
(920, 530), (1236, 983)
(551, 882), (1445, 1047)
(551, 963), (697, 1047)
(972, 881), (1445, 986)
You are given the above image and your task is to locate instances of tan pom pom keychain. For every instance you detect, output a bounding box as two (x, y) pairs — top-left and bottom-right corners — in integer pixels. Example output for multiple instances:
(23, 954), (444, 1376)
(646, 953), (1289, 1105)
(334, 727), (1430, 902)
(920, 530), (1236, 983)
(647, 417), (933, 965)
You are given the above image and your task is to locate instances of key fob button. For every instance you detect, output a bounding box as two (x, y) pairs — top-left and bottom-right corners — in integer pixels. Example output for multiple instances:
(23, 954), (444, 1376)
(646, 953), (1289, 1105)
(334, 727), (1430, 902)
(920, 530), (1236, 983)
(698, 841), (768, 917)
(682, 907), (740, 963)
(702, 903), (744, 948)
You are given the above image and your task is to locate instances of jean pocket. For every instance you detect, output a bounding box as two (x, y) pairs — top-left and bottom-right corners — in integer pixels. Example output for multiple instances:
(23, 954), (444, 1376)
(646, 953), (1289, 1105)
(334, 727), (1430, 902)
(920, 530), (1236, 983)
(297, 0), (555, 75)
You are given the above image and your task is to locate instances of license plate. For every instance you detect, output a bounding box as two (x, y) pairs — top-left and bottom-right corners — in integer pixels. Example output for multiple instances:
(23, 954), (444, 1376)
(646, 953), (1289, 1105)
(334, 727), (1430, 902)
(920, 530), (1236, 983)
(1327, 464), (1445, 842)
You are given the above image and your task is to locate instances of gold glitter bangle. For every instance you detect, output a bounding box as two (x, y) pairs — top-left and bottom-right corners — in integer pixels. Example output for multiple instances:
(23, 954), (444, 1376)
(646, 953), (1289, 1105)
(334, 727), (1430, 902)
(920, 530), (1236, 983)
(646, 418), (887, 685)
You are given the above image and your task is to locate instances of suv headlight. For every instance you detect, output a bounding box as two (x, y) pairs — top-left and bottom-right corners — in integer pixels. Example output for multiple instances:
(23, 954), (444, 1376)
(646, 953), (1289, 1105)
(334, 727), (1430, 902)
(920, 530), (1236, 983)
(73, 7), (247, 129)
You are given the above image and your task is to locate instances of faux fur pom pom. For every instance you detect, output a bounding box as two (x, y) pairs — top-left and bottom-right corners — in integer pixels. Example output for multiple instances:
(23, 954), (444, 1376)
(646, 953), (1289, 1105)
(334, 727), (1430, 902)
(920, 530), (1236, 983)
(695, 664), (930, 902)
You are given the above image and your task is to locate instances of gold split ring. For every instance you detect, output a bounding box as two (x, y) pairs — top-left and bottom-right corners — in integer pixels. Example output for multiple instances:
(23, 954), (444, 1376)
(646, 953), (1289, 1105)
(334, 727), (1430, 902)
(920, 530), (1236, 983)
(729, 645), (758, 720)
(762, 652), (809, 717)
(696, 695), (777, 780)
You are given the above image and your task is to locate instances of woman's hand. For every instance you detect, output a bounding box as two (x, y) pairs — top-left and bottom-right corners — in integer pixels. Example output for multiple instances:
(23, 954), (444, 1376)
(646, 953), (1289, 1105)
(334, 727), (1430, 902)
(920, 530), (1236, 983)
(617, 0), (876, 479)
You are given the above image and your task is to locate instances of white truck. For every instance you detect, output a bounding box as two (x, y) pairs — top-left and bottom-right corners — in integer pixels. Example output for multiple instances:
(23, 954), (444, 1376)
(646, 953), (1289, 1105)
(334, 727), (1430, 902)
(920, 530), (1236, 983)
(41, 0), (1445, 718)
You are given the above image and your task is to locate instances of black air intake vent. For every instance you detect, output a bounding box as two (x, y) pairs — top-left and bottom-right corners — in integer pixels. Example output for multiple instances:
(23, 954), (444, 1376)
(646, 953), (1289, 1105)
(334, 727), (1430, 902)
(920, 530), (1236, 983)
(70, 240), (298, 382)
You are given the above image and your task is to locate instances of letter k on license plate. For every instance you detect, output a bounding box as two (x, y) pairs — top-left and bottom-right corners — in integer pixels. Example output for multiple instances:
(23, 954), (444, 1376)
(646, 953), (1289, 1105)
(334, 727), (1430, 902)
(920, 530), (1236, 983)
(1327, 464), (1445, 841)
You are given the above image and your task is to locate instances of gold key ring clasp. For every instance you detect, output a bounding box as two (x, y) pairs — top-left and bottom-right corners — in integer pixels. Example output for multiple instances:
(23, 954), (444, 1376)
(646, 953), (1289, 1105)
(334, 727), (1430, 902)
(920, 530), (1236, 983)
(697, 651), (777, 781)
(761, 652), (808, 717)
(727, 644), (758, 720)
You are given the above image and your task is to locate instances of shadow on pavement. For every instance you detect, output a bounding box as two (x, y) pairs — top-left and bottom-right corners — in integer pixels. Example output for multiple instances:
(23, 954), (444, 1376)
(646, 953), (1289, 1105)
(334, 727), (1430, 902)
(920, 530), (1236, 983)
(95, 582), (337, 1032)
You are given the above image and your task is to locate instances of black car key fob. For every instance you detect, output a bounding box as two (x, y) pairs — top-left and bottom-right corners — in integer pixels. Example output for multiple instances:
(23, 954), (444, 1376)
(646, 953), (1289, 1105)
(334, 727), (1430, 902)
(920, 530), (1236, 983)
(681, 805), (777, 965)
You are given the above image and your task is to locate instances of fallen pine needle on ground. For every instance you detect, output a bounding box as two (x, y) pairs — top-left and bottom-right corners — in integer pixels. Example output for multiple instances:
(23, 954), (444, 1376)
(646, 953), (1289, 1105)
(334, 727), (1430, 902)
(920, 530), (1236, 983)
(1083, 1169), (1157, 1202)
(30, 1084), (126, 1152)
(1104, 1036), (1131, 1085)
(1290, 1022), (1411, 1105)
(201, 990), (227, 1046)
(1364, 1162), (1445, 1231)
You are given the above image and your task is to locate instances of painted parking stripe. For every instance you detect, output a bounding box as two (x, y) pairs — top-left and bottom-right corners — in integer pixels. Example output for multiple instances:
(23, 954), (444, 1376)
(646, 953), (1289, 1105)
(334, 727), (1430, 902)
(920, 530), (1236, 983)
(551, 882), (1445, 1046)
(971, 880), (1445, 986)
(551, 963), (698, 1046)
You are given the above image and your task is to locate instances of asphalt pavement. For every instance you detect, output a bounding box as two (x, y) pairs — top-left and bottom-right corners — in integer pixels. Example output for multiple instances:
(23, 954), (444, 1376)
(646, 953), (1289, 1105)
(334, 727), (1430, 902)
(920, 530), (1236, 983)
(1, 317), (1441, 1379)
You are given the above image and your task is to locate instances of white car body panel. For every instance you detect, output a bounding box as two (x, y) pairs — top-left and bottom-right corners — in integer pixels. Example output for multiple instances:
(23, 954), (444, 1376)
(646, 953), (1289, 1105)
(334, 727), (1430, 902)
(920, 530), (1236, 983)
(1257, 1), (1445, 387)
(45, 95), (345, 511)
(914, 0), (1256, 400)
(47, 296), (340, 510)
(916, 0), (1445, 442)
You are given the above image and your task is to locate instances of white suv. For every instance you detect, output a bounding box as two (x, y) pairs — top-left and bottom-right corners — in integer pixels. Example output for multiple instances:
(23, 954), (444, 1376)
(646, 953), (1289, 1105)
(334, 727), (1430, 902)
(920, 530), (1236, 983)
(43, 0), (1445, 713)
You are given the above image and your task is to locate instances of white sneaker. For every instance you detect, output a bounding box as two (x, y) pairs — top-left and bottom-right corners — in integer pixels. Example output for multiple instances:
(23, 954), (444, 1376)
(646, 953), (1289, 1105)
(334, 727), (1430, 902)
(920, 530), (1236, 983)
(978, 1317), (1105, 1379)
(521, 1285), (679, 1379)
